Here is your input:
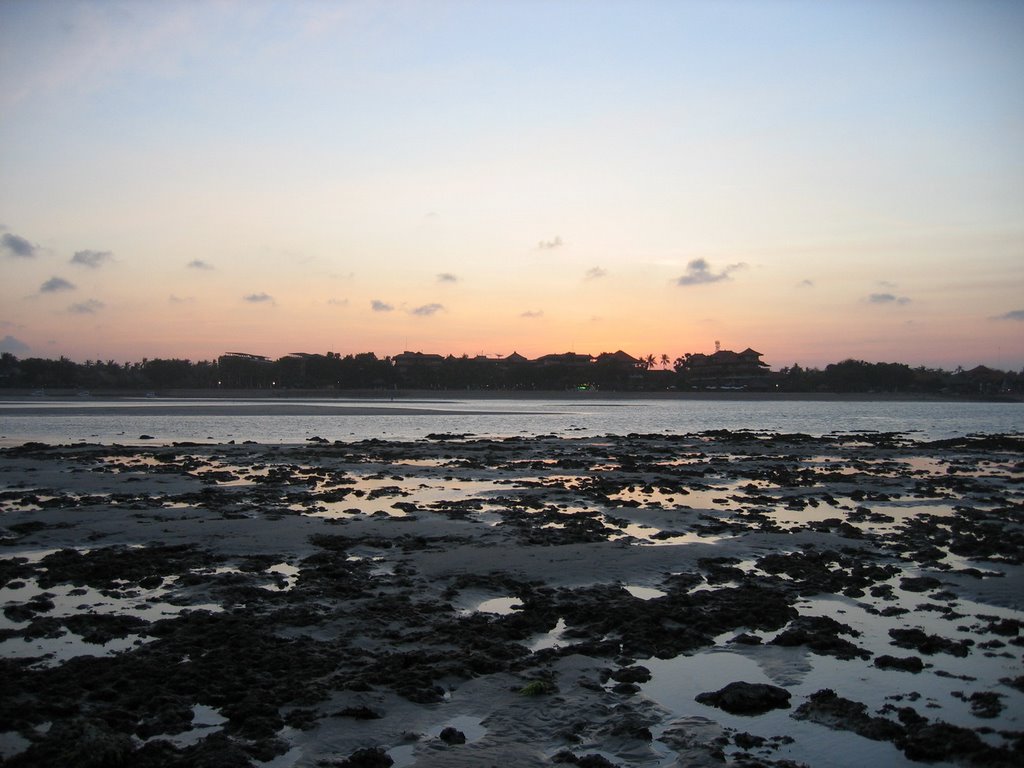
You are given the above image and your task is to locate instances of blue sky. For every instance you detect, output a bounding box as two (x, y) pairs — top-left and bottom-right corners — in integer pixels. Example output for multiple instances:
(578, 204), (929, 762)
(1, 0), (1022, 368)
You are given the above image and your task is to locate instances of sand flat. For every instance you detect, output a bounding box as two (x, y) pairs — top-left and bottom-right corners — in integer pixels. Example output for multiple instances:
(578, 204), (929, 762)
(1, 432), (1021, 767)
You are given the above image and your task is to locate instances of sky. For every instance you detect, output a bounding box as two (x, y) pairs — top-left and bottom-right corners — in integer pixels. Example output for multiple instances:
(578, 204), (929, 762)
(1, 0), (1022, 371)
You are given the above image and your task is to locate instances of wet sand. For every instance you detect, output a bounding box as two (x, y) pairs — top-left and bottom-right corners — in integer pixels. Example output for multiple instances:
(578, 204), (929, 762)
(1, 432), (1021, 767)
(0, 403), (528, 418)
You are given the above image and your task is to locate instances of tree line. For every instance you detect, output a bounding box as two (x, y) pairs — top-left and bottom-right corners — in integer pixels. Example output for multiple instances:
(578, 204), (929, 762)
(0, 351), (1020, 397)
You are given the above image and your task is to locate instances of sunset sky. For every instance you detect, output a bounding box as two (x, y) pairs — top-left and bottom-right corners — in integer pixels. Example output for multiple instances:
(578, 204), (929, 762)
(2, 0), (1022, 371)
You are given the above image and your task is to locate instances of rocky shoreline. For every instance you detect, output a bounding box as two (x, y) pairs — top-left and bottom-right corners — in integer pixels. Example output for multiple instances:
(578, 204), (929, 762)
(1, 431), (1022, 767)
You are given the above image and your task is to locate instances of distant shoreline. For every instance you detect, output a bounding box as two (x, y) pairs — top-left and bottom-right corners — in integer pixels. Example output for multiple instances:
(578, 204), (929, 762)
(0, 388), (1019, 404)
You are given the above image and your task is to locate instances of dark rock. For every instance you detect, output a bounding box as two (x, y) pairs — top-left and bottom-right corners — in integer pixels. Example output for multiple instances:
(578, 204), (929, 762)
(551, 751), (579, 763)
(874, 654), (924, 673)
(5, 717), (135, 768)
(792, 689), (904, 742)
(985, 618), (1021, 637)
(439, 726), (466, 744)
(611, 682), (640, 695)
(1000, 675), (1024, 692)
(893, 706), (928, 727)
(695, 681), (791, 715)
(734, 732), (766, 749)
(771, 615), (870, 660)
(955, 691), (1005, 719)
(609, 665), (651, 684)
(730, 632), (763, 645)
(179, 731), (257, 767)
(4, 603), (37, 622)
(607, 713), (653, 741)
(334, 706), (382, 720)
(333, 746), (394, 767)
(63, 613), (149, 644)
(245, 737), (290, 762)
(284, 708), (319, 729)
(901, 722), (989, 762)
(889, 627), (971, 657)
(134, 696), (193, 739)
(900, 576), (942, 592)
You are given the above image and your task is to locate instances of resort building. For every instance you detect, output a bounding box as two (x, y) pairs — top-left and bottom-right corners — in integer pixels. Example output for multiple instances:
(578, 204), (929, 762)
(677, 347), (771, 389)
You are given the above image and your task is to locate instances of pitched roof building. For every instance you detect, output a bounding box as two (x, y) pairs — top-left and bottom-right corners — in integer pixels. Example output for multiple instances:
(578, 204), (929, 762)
(680, 347), (770, 387)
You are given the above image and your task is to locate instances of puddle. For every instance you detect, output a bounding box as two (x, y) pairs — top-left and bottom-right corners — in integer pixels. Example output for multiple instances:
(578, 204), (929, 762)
(0, 731), (31, 760)
(625, 585), (667, 600)
(610, 522), (724, 546)
(387, 743), (416, 767)
(395, 458), (450, 467)
(530, 617), (567, 651)
(640, 580), (1024, 768)
(262, 562), (300, 591)
(149, 704), (229, 748)
(0, 629), (147, 667)
(301, 475), (497, 518)
(643, 651), (934, 768)
(475, 596), (523, 615)
(0, 576), (222, 629)
(457, 593), (522, 616)
(0, 571), (224, 668)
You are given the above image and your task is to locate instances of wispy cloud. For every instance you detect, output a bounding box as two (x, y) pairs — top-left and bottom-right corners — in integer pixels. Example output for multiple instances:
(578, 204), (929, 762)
(328, 298), (349, 307)
(993, 309), (1024, 321)
(40, 276), (75, 293)
(797, 279), (814, 287)
(187, 259), (214, 270)
(168, 294), (195, 304)
(0, 335), (31, 355)
(70, 249), (113, 268)
(243, 292), (274, 304)
(675, 258), (746, 286)
(410, 303), (444, 317)
(69, 299), (104, 314)
(537, 236), (563, 250)
(1, 232), (37, 258)
(371, 299), (394, 312)
(520, 309), (544, 319)
(437, 272), (458, 283)
(868, 293), (911, 305)
(585, 267), (607, 280)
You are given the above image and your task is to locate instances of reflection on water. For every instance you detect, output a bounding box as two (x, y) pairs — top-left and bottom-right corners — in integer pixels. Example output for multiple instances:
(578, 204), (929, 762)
(639, 554), (1024, 766)
(644, 651), (926, 768)
(1, 396), (1020, 445)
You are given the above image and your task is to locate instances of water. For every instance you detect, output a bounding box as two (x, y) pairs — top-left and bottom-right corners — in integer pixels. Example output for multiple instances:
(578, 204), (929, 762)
(0, 396), (1019, 445)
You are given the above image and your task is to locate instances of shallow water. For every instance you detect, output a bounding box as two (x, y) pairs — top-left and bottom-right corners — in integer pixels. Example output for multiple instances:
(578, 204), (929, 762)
(1, 396), (1020, 444)
(643, 651), (945, 768)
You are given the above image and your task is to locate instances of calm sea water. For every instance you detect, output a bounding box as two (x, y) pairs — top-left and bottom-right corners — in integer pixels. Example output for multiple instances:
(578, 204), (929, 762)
(1, 397), (1020, 445)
